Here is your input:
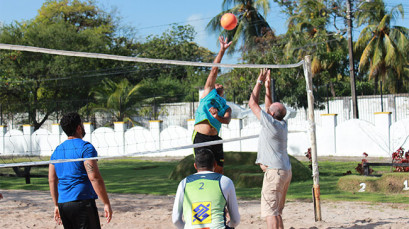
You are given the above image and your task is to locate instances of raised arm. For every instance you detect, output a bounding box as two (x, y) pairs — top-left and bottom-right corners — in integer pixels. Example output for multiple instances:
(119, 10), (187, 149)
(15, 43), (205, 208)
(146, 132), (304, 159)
(202, 36), (232, 98)
(264, 70), (273, 112)
(249, 69), (269, 120)
(85, 160), (112, 224)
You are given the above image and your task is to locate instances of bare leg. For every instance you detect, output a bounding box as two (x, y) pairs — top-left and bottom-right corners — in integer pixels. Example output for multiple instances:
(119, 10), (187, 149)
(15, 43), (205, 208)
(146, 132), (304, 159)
(266, 215), (283, 229)
(278, 215), (284, 229)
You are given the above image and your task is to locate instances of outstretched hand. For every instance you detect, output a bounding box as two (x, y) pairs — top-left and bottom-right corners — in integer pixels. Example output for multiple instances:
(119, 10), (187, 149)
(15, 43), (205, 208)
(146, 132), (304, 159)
(258, 68), (270, 82)
(219, 36), (232, 51)
(264, 69), (271, 88)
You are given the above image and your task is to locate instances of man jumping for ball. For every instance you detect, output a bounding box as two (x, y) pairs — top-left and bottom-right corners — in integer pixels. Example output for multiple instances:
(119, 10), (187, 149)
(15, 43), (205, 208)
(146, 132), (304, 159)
(193, 36), (232, 174)
(249, 69), (292, 229)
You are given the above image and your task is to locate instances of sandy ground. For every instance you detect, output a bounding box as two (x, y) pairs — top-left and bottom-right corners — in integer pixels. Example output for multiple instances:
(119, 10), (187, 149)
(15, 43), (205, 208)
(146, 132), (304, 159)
(1, 190), (409, 229)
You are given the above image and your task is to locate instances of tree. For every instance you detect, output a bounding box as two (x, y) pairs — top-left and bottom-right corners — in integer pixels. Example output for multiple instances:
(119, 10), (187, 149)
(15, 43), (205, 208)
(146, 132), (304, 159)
(224, 41), (326, 109)
(355, 0), (409, 93)
(133, 25), (214, 102)
(282, 0), (350, 96)
(220, 0), (350, 109)
(134, 25), (214, 81)
(0, 0), (138, 130)
(86, 78), (143, 126)
(207, 0), (273, 54)
(83, 25), (216, 123)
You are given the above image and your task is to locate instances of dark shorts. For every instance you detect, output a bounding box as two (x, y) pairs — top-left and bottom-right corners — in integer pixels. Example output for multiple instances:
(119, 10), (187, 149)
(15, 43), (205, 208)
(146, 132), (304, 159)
(58, 199), (101, 229)
(193, 131), (224, 167)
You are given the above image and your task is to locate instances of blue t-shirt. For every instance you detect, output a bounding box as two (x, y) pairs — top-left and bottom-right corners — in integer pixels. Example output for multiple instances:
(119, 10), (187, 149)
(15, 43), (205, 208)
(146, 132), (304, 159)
(51, 138), (98, 203)
(195, 89), (230, 134)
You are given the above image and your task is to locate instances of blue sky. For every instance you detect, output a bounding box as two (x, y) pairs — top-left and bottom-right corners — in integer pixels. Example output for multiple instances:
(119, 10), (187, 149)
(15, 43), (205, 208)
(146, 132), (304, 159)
(0, 0), (408, 64)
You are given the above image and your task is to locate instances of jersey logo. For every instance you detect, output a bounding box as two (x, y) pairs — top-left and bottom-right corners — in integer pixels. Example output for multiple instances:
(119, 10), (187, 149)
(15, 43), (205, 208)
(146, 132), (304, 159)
(192, 201), (211, 225)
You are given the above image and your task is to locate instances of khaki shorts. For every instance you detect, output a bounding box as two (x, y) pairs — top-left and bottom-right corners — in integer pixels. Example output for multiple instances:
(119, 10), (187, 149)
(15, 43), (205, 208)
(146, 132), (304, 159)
(261, 169), (292, 217)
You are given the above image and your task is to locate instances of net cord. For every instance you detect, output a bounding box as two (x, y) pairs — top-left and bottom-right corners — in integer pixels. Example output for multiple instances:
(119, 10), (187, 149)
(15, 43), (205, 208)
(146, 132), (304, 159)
(0, 43), (304, 69)
(0, 134), (259, 168)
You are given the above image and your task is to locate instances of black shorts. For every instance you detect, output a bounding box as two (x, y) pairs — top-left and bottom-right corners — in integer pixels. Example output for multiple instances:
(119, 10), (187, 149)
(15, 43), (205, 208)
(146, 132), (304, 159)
(58, 199), (101, 229)
(193, 131), (224, 167)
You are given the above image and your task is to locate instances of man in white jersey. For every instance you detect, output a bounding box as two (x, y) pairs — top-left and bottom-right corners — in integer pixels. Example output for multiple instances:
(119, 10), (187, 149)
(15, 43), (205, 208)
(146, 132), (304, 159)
(249, 69), (292, 229)
(172, 148), (240, 229)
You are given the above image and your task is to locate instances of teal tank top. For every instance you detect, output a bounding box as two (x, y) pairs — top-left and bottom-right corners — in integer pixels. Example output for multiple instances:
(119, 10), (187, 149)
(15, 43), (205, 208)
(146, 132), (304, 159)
(195, 89), (229, 134)
(183, 173), (227, 229)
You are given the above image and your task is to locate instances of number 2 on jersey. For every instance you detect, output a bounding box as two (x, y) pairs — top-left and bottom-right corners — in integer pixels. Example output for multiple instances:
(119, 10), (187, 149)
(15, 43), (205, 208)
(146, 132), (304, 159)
(199, 182), (205, 190)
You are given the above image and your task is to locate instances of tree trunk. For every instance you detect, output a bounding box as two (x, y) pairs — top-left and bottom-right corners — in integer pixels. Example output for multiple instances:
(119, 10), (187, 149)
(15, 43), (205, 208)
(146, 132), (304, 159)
(329, 82), (336, 97)
(33, 112), (51, 131)
(373, 75), (378, 95)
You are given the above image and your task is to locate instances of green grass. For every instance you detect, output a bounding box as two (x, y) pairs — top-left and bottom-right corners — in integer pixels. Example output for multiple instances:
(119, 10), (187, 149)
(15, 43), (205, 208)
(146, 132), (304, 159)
(292, 161), (409, 203)
(99, 160), (179, 195)
(1, 156), (409, 203)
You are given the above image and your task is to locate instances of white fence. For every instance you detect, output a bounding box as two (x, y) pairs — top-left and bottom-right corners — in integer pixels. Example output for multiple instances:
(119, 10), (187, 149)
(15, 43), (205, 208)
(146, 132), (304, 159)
(2, 112), (409, 158)
(3, 94), (408, 133)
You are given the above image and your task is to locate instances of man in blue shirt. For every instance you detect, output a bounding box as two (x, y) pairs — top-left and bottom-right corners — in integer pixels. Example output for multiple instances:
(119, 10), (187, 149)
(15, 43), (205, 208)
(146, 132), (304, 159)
(49, 112), (112, 228)
(193, 36), (232, 174)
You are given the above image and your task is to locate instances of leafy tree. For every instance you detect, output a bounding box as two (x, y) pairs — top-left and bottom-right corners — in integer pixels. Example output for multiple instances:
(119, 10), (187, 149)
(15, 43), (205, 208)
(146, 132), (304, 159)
(134, 25), (214, 81)
(83, 25), (216, 123)
(279, 0), (350, 97)
(207, 0), (273, 54)
(220, 0), (350, 108)
(223, 42), (320, 109)
(85, 78), (143, 126)
(0, 0), (137, 130)
(133, 25), (214, 102)
(355, 0), (409, 93)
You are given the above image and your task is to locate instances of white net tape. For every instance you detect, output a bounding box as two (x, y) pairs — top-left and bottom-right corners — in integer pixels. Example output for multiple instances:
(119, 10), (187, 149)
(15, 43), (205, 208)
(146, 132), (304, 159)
(0, 134), (259, 168)
(0, 43), (304, 69)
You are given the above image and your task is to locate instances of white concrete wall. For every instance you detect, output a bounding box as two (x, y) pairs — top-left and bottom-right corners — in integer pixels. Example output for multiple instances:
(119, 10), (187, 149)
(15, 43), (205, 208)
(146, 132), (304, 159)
(1, 113), (409, 158)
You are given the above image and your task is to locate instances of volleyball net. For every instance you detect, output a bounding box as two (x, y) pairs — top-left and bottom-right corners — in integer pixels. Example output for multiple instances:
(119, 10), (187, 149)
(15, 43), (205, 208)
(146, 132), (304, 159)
(0, 43), (313, 170)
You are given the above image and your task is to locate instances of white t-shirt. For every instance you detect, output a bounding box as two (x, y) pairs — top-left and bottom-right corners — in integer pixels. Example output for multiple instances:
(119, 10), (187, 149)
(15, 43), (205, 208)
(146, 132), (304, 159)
(255, 110), (291, 170)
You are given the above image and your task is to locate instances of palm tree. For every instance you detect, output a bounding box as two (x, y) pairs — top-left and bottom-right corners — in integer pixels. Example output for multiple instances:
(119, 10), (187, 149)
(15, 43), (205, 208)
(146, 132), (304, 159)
(283, 0), (348, 97)
(86, 78), (144, 126)
(207, 0), (272, 54)
(355, 0), (409, 93)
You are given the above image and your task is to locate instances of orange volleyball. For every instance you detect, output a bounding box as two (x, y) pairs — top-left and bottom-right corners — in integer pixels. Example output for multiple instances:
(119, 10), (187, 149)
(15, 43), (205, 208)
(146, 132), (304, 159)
(220, 13), (237, 30)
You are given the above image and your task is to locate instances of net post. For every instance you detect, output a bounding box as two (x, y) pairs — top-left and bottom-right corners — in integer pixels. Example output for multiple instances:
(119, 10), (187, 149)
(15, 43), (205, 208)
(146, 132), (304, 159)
(303, 55), (321, 221)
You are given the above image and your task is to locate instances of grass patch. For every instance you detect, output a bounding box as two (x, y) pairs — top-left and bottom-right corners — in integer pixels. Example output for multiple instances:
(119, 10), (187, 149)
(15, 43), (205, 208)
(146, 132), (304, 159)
(100, 159), (179, 195)
(169, 152), (311, 188)
(338, 175), (379, 192)
(338, 173), (409, 195)
(1, 154), (409, 203)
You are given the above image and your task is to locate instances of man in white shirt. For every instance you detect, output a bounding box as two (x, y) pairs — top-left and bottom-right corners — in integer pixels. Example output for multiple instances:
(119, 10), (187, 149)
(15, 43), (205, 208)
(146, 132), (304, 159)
(172, 149), (240, 229)
(249, 69), (292, 229)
